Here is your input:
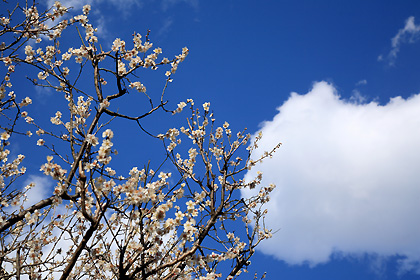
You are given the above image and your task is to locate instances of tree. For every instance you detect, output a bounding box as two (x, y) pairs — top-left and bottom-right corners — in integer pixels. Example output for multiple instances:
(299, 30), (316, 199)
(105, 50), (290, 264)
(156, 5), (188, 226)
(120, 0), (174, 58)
(0, 1), (280, 279)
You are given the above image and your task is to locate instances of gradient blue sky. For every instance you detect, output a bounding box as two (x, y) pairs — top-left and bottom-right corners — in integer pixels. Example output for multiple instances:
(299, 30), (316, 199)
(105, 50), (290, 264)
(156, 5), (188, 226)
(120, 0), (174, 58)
(7, 0), (420, 279)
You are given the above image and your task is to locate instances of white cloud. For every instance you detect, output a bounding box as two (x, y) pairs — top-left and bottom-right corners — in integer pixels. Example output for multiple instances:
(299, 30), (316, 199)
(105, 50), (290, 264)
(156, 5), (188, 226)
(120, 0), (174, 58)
(50, 0), (197, 14)
(6, 175), (52, 212)
(22, 175), (52, 207)
(46, 0), (142, 16)
(349, 89), (367, 104)
(382, 16), (420, 65)
(355, 79), (367, 86)
(158, 18), (174, 38)
(242, 81), (420, 274)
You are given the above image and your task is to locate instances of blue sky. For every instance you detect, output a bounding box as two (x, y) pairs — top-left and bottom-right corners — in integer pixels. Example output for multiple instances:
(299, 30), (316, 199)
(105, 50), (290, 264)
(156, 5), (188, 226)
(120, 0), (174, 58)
(5, 0), (420, 279)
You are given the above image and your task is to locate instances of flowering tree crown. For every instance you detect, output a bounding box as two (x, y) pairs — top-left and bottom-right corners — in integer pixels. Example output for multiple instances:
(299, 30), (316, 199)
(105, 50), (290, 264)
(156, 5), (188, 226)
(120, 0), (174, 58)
(0, 1), (280, 279)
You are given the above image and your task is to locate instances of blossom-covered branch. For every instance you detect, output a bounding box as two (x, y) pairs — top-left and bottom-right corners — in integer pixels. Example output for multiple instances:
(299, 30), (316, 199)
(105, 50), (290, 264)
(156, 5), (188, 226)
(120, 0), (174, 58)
(0, 1), (279, 279)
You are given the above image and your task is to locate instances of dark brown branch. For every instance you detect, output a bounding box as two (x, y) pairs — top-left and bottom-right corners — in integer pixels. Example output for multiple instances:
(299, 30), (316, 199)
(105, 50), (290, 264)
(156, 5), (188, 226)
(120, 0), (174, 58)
(59, 213), (103, 280)
(102, 102), (165, 121)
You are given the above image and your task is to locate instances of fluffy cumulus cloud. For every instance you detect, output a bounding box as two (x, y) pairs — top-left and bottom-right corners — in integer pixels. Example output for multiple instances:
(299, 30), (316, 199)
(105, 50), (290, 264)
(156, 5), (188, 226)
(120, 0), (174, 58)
(242, 81), (420, 273)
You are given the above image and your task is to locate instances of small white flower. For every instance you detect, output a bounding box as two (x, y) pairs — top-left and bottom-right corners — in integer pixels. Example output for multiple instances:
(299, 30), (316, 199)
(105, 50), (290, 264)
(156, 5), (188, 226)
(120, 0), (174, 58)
(203, 102), (210, 112)
(37, 71), (49, 80)
(82, 4), (91, 15)
(86, 134), (99, 146)
(1, 132), (10, 141)
(102, 129), (114, 139)
(75, 56), (83, 63)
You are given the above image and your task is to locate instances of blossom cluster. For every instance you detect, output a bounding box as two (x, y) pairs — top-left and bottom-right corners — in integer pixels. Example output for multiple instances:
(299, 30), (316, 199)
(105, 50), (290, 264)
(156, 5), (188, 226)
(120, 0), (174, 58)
(0, 1), (279, 279)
